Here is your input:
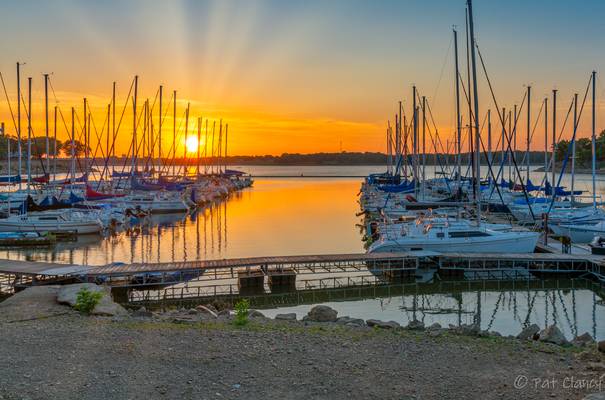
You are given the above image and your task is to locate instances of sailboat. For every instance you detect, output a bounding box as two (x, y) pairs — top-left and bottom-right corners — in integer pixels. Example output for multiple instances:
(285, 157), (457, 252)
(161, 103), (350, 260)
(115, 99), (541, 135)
(368, 215), (539, 253)
(0, 210), (103, 234)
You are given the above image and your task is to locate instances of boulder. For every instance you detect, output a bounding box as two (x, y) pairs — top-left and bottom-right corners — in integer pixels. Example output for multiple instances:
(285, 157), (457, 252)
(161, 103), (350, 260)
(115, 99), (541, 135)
(516, 324), (541, 341)
(336, 316), (365, 326)
(426, 323), (442, 331)
(406, 319), (425, 330)
(366, 319), (401, 329)
(132, 306), (153, 318)
(571, 332), (596, 348)
(57, 283), (108, 307)
(538, 325), (568, 346)
(248, 310), (265, 319)
(91, 295), (128, 317)
(195, 305), (218, 318)
(306, 305), (338, 322)
(598, 340), (605, 354)
(451, 323), (480, 336)
(275, 313), (297, 321)
(187, 308), (199, 315)
(217, 309), (231, 319)
(0, 286), (66, 321)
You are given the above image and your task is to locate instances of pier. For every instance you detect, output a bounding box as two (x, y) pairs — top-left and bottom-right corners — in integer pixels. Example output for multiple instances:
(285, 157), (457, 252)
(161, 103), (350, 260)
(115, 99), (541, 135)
(1, 250), (604, 303)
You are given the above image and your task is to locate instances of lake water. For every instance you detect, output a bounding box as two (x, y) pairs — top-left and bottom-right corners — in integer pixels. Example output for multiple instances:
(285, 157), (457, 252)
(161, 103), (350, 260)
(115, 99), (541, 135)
(1, 165), (604, 339)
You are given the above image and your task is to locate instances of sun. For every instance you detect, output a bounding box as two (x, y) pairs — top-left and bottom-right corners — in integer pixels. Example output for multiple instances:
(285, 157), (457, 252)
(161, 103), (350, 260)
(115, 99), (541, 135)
(185, 135), (199, 153)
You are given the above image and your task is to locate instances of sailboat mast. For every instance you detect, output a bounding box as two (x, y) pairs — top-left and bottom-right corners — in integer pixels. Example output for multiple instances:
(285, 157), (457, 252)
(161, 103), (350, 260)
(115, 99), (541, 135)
(159, 85), (163, 167)
(386, 123), (392, 175)
(26, 77), (31, 195)
(196, 117), (201, 176)
(184, 103), (190, 175)
(132, 76), (138, 175)
(552, 90), (557, 200)
(591, 70), (597, 209)
(53, 106), (57, 182)
(526, 86), (531, 184)
(422, 96), (426, 200)
(224, 123), (228, 173)
(398, 100), (402, 175)
(487, 109), (491, 182)
(412, 85), (418, 197)
(204, 119), (208, 174)
(16, 62), (22, 190)
(172, 90), (177, 176)
(112, 82), (116, 160)
(467, 0), (481, 222)
(571, 93), (578, 204)
(83, 98), (88, 179)
(44, 73), (50, 173)
(544, 98), (548, 189)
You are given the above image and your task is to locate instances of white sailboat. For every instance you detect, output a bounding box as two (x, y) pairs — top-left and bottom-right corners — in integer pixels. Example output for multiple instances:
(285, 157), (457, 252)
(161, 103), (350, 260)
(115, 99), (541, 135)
(368, 215), (539, 254)
(0, 210), (103, 234)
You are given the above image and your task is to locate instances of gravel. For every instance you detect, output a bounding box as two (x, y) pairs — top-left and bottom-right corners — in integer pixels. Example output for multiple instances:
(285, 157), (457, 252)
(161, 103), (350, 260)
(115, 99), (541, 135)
(0, 310), (602, 399)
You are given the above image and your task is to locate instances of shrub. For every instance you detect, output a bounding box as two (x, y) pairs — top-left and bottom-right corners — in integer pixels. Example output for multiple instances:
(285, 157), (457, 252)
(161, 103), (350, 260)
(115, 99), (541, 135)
(233, 299), (250, 326)
(74, 288), (103, 314)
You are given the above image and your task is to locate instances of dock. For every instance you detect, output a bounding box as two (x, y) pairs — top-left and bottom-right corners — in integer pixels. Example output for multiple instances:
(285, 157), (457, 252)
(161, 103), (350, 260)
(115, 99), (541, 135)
(1, 249), (604, 303)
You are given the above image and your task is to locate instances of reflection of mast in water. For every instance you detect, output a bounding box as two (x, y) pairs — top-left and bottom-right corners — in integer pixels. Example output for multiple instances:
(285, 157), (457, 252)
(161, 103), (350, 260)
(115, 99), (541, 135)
(210, 203), (215, 253)
(593, 292), (597, 339)
(204, 207), (207, 257)
(171, 222), (175, 263)
(217, 201), (222, 252)
(196, 211), (200, 261)
(473, 291), (481, 328)
(224, 200), (227, 251)
(182, 217), (187, 261)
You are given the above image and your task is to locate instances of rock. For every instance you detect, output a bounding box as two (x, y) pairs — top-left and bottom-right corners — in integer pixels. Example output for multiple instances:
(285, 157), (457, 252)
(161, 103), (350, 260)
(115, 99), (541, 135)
(598, 340), (605, 354)
(583, 393), (605, 400)
(452, 324), (480, 336)
(0, 286), (66, 321)
(195, 305), (218, 318)
(426, 323), (442, 331)
(248, 310), (265, 318)
(306, 305), (338, 322)
(366, 319), (400, 329)
(91, 295), (129, 317)
(406, 319), (425, 330)
(336, 316), (364, 326)
(275, 313), (297, 321)
(516, 324), (541, 341)
(57, 283), (108, 307)
(187, 308), (199, 315)
(586, 362), (605, 372)
(132, 307), (153, 318)
(427, 329), (443, 338)
(538, 325), (568, 346)
(571, 332), (596, 347)
(217, 310), (231, 319)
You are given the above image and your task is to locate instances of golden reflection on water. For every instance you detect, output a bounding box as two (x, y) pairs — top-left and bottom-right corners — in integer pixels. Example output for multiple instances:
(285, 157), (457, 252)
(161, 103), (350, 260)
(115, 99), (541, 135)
(0, 178), (364, 266)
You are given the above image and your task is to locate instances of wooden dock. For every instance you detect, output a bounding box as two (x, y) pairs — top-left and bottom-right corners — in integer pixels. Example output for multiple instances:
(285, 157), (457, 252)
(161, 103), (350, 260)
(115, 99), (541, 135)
(1, 250), (604, 300)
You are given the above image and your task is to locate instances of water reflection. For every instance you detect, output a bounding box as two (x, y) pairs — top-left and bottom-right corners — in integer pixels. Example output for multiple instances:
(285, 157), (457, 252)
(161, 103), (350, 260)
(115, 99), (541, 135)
(260, 280), (605, 340)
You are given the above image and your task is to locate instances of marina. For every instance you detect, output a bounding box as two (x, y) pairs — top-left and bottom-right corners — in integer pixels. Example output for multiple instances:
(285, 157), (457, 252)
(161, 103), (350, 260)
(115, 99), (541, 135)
(2, 1), (605, 399)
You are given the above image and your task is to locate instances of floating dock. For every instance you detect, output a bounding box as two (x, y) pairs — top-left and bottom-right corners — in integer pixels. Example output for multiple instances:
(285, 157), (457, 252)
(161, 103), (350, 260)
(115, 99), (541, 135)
(0, 249), (603, 303)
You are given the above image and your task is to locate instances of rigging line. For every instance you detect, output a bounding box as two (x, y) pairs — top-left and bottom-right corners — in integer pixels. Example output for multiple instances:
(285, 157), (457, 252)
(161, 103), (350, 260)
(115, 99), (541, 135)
(17, 87), (49, 175)
(0, 71), (18, 134)
(475, 44), (535, 221)
(519, 98), (545, 167)
(547, 75), (592, 214)
(431, 35), (454, 109)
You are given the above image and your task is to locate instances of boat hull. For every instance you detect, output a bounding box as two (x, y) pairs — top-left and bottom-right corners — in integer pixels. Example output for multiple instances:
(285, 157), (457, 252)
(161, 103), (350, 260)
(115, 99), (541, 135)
(368, 232), (539, 254)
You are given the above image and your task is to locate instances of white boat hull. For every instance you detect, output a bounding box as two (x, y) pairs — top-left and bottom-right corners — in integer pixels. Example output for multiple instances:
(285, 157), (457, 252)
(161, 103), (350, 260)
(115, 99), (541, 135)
(368, 232), (539, 254)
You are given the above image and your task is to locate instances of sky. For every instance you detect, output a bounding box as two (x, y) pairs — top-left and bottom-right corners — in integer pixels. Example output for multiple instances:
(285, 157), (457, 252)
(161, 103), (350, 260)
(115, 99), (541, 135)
(0, 0), (604, 156)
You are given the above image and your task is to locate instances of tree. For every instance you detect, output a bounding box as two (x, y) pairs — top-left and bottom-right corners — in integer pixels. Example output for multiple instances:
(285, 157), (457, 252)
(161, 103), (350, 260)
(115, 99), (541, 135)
(62, 140), (89, 158)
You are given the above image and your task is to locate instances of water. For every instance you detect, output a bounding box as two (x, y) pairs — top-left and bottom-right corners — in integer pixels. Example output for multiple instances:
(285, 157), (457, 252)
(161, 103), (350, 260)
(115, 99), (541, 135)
(1, 165), (603, 339)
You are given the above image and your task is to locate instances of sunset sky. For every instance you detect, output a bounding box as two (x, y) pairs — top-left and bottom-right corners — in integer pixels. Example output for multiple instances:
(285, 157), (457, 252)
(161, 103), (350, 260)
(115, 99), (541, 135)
(1, 0), (605, 156)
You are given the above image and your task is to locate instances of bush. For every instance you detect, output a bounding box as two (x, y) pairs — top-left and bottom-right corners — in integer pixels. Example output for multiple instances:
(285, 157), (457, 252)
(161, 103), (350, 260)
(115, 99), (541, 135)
(74, 288), (104, 314)
(233, 299), (250, 326)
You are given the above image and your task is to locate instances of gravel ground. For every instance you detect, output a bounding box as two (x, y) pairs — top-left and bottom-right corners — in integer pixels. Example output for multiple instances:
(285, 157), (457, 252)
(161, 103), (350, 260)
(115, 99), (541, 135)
(0, 308), (603, 400)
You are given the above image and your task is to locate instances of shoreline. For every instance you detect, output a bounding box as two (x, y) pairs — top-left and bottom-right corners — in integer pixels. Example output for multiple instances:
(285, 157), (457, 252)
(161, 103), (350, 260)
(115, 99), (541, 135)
(1, 286), (603, 400)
